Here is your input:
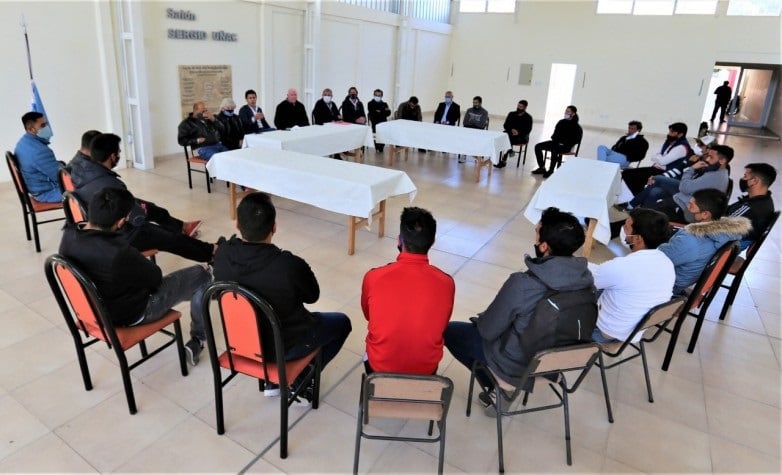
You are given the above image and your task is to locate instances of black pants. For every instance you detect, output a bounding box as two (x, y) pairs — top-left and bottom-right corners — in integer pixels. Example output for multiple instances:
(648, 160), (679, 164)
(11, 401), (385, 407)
(123, 222), (213, 262)
(621, 167), (664, 195)
(141, 200), (183, 233)
(534, 141), (570, 172)
(711, 102), (728, 122)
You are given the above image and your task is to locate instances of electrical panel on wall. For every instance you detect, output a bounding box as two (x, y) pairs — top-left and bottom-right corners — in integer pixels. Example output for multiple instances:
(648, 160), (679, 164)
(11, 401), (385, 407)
(518, 64), (533, 86)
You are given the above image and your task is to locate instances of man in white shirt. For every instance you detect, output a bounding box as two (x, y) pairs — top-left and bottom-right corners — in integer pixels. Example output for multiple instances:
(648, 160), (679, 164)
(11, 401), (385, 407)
(590, 208), (676, 343)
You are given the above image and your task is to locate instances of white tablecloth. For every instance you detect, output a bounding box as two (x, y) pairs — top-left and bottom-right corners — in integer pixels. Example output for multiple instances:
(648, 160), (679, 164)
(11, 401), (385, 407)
(243, 122), (374, 157)
(206, 147), (417, 219)
(524, 158), (622, 244)
(375, 120), (511, 164)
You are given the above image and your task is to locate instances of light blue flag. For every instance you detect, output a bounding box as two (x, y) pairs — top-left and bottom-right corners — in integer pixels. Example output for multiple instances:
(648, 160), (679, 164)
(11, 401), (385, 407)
(30, 80), (53, 137)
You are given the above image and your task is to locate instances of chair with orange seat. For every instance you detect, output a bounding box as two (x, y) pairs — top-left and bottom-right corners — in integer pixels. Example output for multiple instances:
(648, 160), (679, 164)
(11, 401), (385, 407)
(184, 145), (212, 193)
(62, 191), (87, 225)
(6, 151), (65, 252)
(201, 281), (321, 459)
(44, 254), (188, 415)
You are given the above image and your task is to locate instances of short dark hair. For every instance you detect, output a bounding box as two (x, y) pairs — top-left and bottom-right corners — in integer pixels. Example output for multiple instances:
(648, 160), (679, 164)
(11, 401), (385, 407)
(21, 111), (43, 128)
(88, 187), (134, 229)
(518, 100), (528, 106)
(349, 86), (358, 94)
(538, 207), (585, 256)
(245, 89), (256, 99)
(399, 207), (436, 254)
(746, 162), (777, 187)
(628, 208), (670, 249)
(628, 120), (643, 131)
(693, 188), (728, 220)
(80, 130), (101, 150)
(473, 96), (482, 103)
(409, 96), (419, 105)
(668, 122), (688, 135)
(90, 133), (121, 164)
(711, 144), (734, 162)
(374, 89), (383, 96)
(237, 192), (276, 242)
(566, 105), (579, 123)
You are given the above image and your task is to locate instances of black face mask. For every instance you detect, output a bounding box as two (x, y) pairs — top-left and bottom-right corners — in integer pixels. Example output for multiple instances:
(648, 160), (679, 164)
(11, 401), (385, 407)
(533, 243), (545, 258)
(349, 94), (357, 100)
(739, 178), (749, 193)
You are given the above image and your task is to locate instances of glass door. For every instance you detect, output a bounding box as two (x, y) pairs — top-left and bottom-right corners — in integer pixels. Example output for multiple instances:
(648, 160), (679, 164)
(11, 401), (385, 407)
(729, 67), (778, 128)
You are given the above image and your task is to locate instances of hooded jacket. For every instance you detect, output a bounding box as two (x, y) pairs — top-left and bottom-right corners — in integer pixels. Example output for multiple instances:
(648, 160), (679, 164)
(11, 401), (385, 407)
(659, 216), (751, 295)
(213, 236), (318, 350)
(476, 254), (594, 387)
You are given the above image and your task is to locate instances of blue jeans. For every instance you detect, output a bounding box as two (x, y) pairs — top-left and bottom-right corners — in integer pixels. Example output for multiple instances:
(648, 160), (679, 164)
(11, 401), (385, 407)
(630, 181), (676, 208)
(195, 143), (228, 160)
(284, 312), (352, 370)
(135, 265), (212, 341)
(33, 187), (63, 203)
(597, 146), (629, 168)
(591, 327), (619, 344)
(444, 321), (493, 389)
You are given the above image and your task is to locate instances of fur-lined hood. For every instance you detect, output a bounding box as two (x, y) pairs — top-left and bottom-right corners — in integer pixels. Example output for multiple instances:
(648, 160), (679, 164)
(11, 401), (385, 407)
(684, 216), (752, 238)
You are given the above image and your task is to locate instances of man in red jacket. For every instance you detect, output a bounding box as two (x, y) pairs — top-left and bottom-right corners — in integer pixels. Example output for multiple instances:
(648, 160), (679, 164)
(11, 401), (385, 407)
(361, 207), (455, 374)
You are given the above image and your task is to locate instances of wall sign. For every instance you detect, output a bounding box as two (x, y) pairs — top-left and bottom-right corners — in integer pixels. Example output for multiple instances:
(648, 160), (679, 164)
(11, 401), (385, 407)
(178, 65), (233, 119)
(166, 8), (238, 42)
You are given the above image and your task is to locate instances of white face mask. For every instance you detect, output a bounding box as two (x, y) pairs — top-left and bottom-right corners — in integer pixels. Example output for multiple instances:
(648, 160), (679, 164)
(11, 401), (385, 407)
(564, 113), (571, 119)
(373, 96), (382, 102)
(323, 96), (332, 104)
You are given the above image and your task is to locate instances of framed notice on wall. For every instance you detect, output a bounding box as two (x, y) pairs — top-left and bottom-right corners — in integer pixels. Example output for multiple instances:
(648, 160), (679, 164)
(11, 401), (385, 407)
(178, 65), (232, 119)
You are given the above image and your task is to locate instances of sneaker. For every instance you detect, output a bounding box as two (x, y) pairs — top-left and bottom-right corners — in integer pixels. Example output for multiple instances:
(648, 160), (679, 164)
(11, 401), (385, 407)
(184, 338), (202, 366)
(457, 156), (466, 164)
(478, 391), (498, 417)
(183, 220), (202, 238)
(263, 382), (280, 397)
(493, 160), (507, 169)
(290, 381), (315, 407)
(531, 168), (546, 175)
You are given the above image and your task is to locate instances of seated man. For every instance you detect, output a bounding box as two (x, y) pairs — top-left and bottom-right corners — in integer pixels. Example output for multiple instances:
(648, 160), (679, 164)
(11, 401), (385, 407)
(727, 162), (777, 250)
(433, 91), (460, 126)
(312, 88), (341, 125)
(367, 89), (391, 153)
(340, 86), (367, 125)
(215, 98), (245, 150)
(274, 88), (310, 130)
(498, 99), (533, 168)
(71, 129), (101, 164)
(69, 133), (213, 263)
(621, 122), (692, 196)
(532, 105), (582, 178)
(361, 207), (454, 374)
(177, 102), (228, 160)
(238, 89), (275, 134)
(590, 208), (675, 343)
(59, 187), (212, 365)
(213, 192), (352, 402)
(13, 112), (62, 203)
(395, 96), (422, 121)
(463, 96), (489, 130)
(444, 207), (595, 407)
(659, 189), (750, 295)
(596, 120), (649, 168)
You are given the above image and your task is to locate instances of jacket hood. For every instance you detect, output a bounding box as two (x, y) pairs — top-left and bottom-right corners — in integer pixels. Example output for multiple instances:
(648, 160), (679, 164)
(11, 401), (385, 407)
(217, 235), (281, 274)
(524, 254), (594, 291)
(684, 216), (752, 240)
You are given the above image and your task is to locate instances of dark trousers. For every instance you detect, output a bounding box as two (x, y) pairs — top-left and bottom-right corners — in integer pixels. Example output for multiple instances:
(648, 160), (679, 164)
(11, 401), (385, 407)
(622, 167), (665, 195)
(140, 200), (183, 233)
(711, 102), (728, 122)
(443, 321), (494, 390)
(534, 141), (570, 172)
(123, 223), (213, 262)
(284, 312), (352, 370)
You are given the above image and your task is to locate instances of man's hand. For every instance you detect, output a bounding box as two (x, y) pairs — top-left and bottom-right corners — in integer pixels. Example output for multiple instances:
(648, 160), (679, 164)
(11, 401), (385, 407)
(646, 176), (656, 186)
(356, 117), (366, 125)
(511, 129), (519, 136)
(691, 160), (708, 170)
(687, 154), (700, 163)
(197, 137), (206, 144)
(254, 112), (264, 120)
(203, 111), (215, 121)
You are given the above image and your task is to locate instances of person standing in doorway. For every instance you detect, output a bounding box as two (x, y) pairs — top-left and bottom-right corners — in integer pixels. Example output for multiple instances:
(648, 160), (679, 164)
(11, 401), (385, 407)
(711, 81), (732, 123)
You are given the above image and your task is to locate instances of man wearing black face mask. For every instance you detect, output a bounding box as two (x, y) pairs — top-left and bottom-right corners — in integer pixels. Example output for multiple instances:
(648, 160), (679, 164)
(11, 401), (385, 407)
(68, 133), (215, 263)
(444, 207), (595, 410)
(662, 144), (733, 222)
(727, 162), (777, 249)
(177, 102), (228, 159)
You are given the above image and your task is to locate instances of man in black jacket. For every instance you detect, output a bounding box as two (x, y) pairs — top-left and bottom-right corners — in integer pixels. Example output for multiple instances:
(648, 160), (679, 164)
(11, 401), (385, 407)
(433, 91), (460, 126)
(533, 105), (583, 178)
(312, 88), (341, 125)
(444, 207), (595, 411)
(177, 102), (228, 159)
(69, 133), (214, 262)
(596, 120), (649, 168)
(213, 192), (351, 403)
(59, 187), (212, 365)
(274, 88), (310, 130)
(238, 89), (275, 134)
(367, 88), (391, 152)
(497, 99), (533, 168)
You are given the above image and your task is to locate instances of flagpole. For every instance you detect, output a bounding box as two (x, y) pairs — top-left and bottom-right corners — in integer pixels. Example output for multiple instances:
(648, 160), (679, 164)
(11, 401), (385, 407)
(20, 14), (34, 81)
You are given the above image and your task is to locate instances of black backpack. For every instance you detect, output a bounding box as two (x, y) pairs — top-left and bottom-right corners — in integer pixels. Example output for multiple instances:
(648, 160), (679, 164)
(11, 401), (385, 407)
(519, 286), (598, 359)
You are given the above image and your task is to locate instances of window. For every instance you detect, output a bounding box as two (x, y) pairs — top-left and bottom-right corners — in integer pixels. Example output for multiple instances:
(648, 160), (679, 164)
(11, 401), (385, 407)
(597, 0), (633, 13)
(459, 0), (516, 13)
(727, 0), (782, 15)
(596, 0), (720, 14)
(675, 0), (718, 13)
(633, 0), (675, 15)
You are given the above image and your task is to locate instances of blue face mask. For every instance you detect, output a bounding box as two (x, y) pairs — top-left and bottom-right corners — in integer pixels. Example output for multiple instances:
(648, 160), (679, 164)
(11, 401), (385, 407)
(444, 97), (452, 105)
(373, 96), (382, 102)
(223, 110), (235, 116)
(36, 125), (53, 141)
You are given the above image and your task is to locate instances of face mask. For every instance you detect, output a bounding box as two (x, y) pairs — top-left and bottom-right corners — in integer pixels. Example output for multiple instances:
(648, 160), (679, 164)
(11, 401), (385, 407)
(533, 243), (545, 258)
(36, 126), (53, 140)
(223, 110), (234, 116)
(444, 98), (452, 105)
(739, 178), (749, 193)
(619, 227), (634, 250)
(323, 96), (332, 104)
(349, 94), (357, 100)
(692, 145), (703, 156)
(473, 105), (480, 110)
(564, 113), (571, 119)
(373, 96), (382, 102)
(703, 162), (721, 173)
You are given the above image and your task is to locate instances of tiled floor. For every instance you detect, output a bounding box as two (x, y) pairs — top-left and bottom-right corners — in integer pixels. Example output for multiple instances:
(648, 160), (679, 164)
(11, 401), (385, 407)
(0, 120), (779, 473)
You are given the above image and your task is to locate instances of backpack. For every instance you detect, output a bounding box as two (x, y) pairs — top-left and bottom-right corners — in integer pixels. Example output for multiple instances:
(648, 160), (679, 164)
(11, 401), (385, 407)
(518, 286), (598, 359)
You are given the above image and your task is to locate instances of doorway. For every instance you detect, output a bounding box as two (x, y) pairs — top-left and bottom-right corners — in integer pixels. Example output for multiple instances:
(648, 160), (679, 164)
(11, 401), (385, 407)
(702, 64), (779, 129)
(543, 63), (577, 137)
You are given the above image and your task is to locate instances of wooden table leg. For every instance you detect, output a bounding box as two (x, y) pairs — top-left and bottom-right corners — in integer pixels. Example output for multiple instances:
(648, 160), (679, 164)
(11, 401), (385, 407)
(583, 218), (597, 258)
(377, 200), (386, 238)
(348, 216), (357, 255)
(229, 183), (238, 220)
(355, 147), (363, 163)
(347, 200), (387, 255)
(475, 157), (492, 183)
(387, 145), (395, 167)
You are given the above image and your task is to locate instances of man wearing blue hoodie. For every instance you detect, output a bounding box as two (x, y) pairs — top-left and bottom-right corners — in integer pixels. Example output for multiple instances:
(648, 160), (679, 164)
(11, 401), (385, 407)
(13, 112), (62, 203)
(659, 189), (750, 295)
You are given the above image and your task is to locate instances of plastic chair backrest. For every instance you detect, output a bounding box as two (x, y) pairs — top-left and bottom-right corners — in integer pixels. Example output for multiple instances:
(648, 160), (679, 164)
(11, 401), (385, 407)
(51, 257), (109, 342)
(688, 241), (738, 309)
(218, 291), (264, 362)
(59, 168), (75, 192)
(5, 151), (28, 199)
(744, 210), (780, 266)
(63, 191), (86, 224)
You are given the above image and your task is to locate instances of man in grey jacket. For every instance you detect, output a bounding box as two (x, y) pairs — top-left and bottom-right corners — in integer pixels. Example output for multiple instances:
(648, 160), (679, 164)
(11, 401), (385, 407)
(444, 207), (595, 409)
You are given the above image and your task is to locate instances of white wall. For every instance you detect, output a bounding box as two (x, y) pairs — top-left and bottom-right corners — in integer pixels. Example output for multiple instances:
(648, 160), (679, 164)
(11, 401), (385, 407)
(449, 0), (782, 135)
